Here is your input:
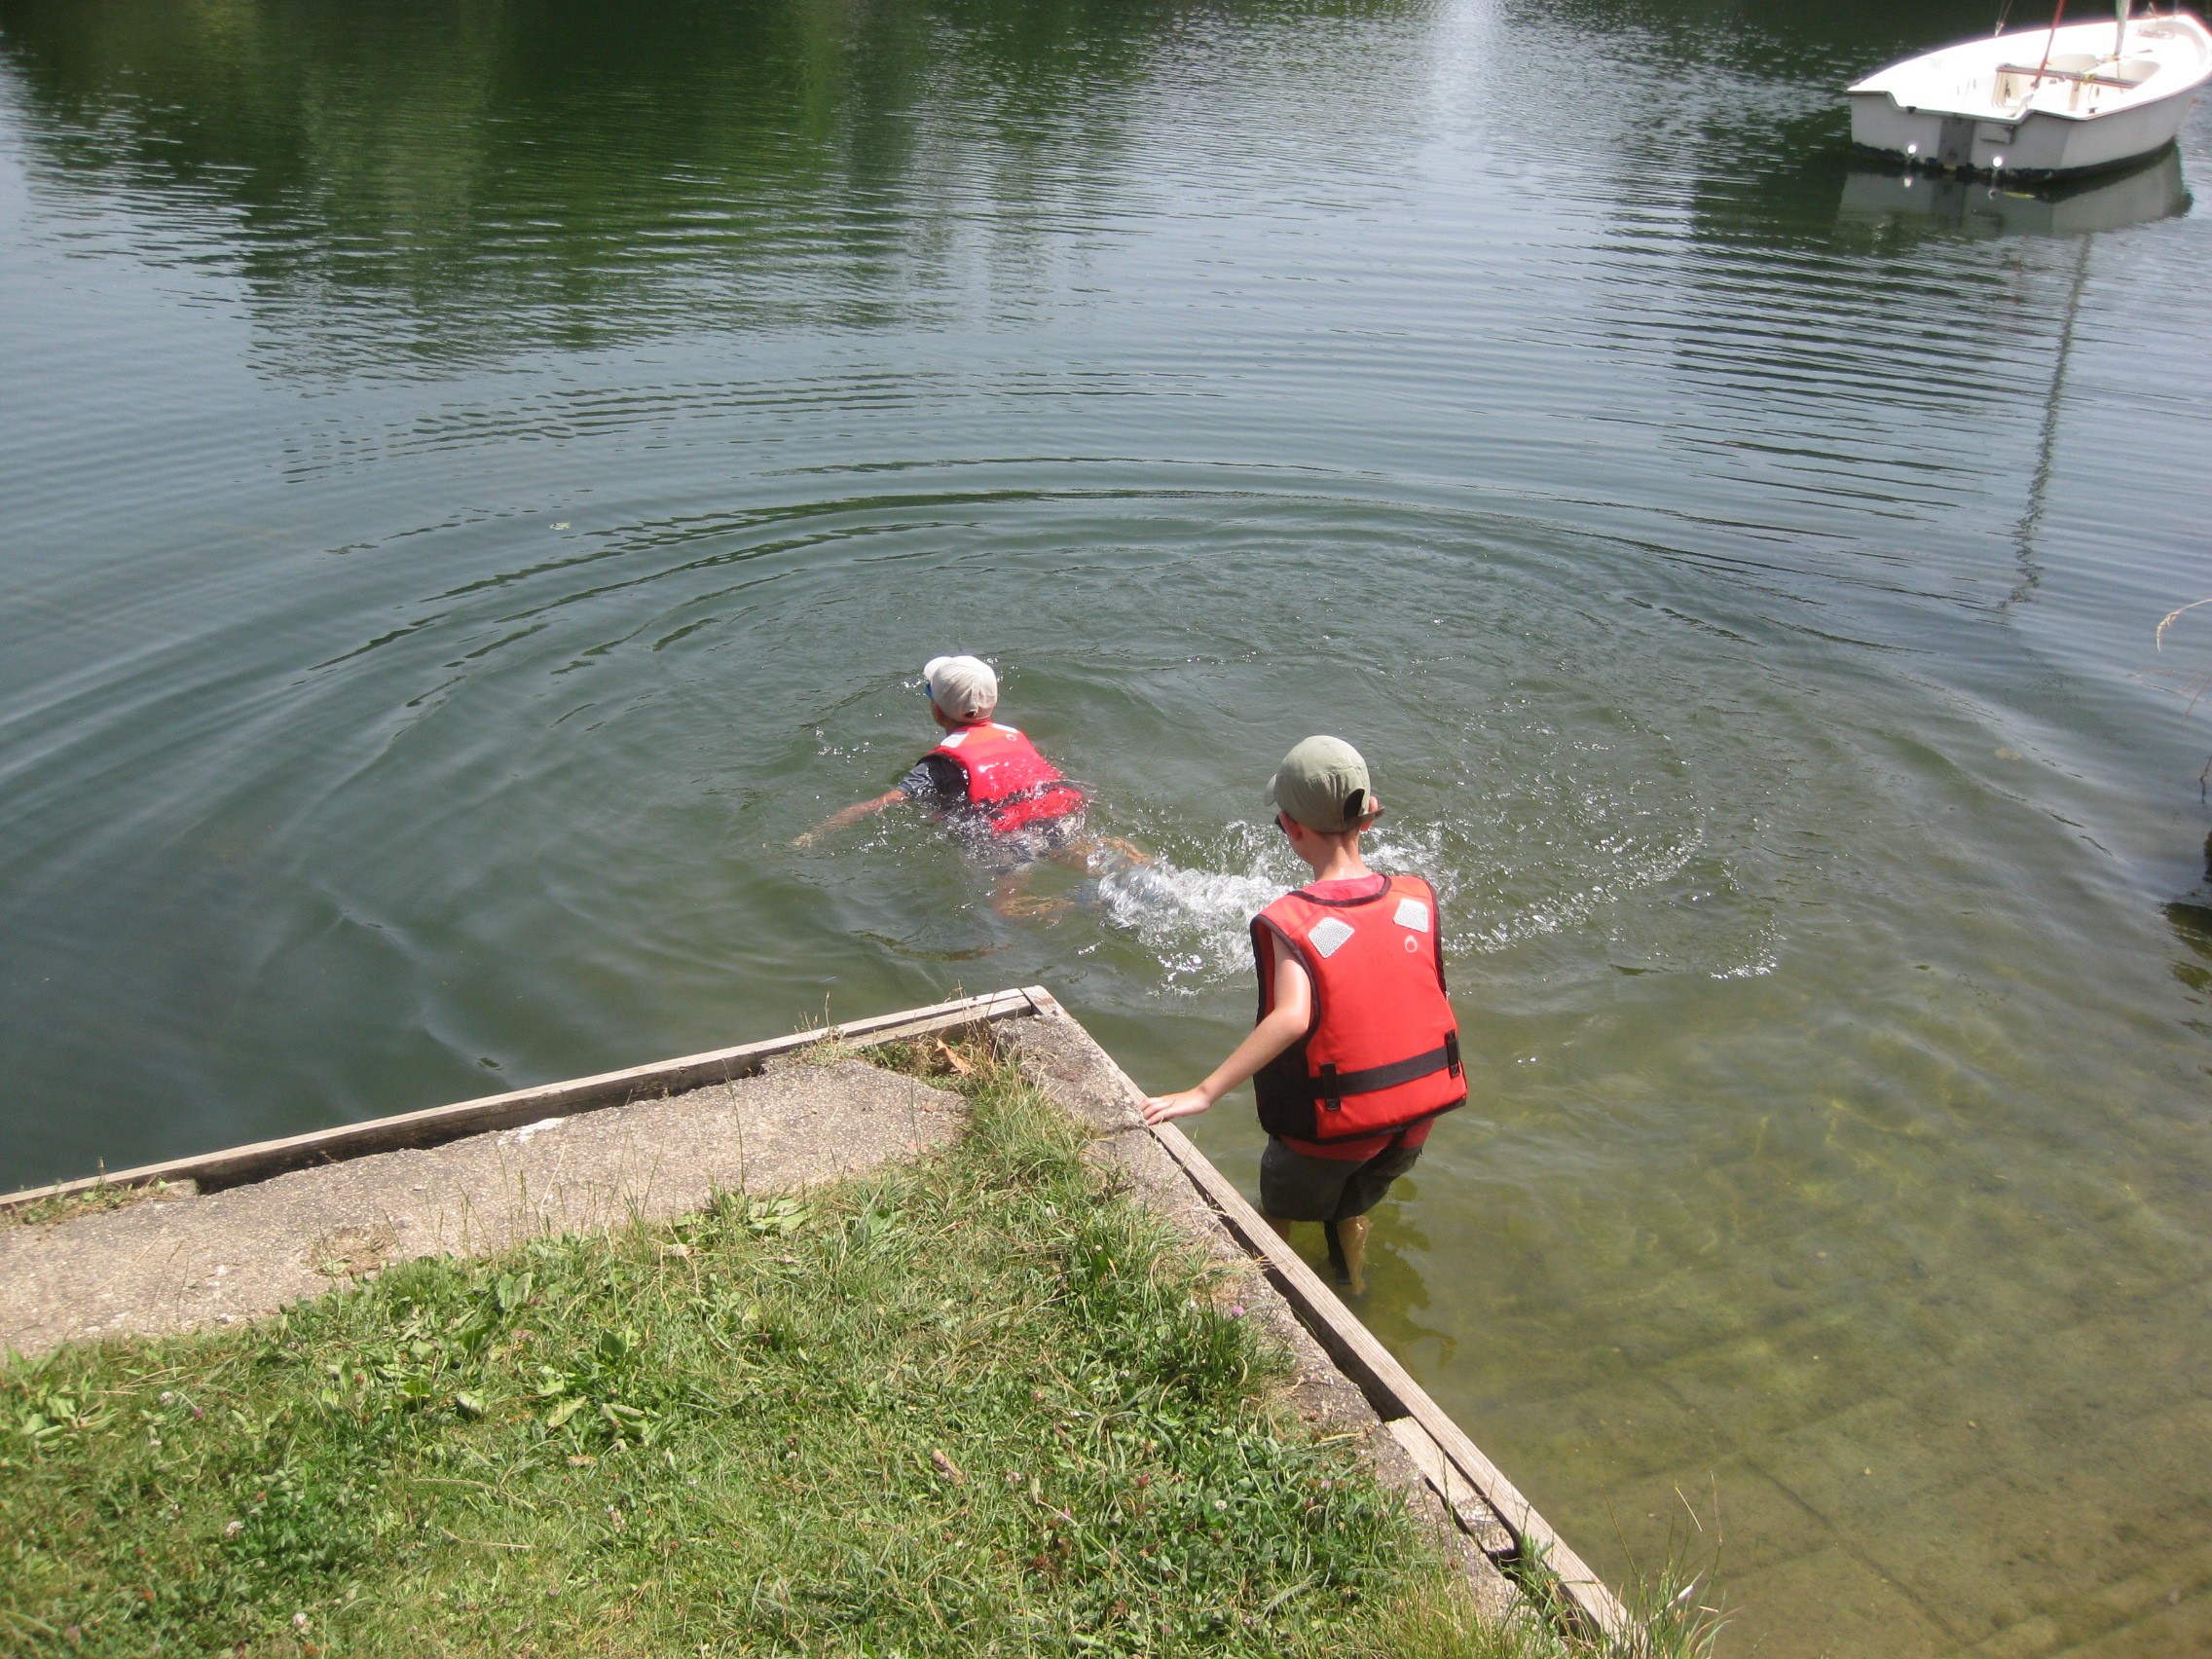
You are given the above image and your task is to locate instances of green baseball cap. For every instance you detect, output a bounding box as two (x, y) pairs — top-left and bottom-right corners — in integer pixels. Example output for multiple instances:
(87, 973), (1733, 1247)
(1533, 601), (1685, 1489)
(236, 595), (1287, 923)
(1267, 735), (1379, 831)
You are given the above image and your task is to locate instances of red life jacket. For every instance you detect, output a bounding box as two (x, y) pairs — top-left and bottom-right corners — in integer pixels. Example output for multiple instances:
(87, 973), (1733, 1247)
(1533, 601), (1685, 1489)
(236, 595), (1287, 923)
(926, 722), (1087, 835)
(1250, 873), (1464, 1144)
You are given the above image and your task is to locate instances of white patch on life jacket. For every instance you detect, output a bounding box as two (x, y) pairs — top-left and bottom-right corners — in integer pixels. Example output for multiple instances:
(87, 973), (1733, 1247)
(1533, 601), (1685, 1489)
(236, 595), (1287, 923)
(1393, 897), (1430, 934)
(1308, 917), (1355, 958)
(939, 729), (969, 749)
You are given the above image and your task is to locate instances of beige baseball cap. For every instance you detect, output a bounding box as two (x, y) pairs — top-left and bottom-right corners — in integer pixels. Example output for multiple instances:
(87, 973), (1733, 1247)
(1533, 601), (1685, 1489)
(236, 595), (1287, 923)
(1267, 735), (1380, 831)
(922, 654), (998, 721)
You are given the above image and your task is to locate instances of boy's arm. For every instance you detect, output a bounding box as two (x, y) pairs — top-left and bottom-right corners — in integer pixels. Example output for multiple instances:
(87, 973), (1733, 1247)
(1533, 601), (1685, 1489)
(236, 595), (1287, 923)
(793, 790), (903, 849)
(1141, 940), (1309, 1124)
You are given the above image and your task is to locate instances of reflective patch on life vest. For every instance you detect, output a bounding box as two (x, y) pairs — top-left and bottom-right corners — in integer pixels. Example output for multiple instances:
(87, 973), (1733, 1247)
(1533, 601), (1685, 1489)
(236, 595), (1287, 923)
(939, 729), (969, 748)
(1393, 897), (1431, 933)
(1309, 917), (1355, 958)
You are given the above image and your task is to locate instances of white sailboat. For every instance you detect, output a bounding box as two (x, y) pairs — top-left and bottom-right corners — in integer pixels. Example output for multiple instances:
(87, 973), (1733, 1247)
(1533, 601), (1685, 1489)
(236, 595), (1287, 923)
(1848, 4), (2212, 178)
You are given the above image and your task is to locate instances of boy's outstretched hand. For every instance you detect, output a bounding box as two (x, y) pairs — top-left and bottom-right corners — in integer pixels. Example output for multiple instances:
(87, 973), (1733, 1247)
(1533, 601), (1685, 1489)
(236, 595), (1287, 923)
(1141, 1090), (1213, 1124)
(1142, 948), (1308, 1127)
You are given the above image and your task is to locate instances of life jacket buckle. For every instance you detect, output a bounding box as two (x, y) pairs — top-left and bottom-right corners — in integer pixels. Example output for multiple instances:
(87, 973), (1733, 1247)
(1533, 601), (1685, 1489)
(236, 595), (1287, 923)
(1445, 1032), (1461, 1080)
(1317, 1061), (1343, 1111)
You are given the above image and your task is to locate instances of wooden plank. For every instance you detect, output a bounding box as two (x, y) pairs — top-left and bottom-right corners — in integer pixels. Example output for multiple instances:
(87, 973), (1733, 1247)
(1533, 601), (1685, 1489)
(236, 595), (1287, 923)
(1150, 1115), (1629, 1639)
(3, 987), (1039, 1211)
(1015, 986), (1630, 1641)
(1387, 1417), (1517, 1558)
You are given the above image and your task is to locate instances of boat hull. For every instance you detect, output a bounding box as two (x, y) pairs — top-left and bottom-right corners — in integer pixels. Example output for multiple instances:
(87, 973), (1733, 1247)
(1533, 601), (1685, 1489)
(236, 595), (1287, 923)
(1849, 85), (2197, 178)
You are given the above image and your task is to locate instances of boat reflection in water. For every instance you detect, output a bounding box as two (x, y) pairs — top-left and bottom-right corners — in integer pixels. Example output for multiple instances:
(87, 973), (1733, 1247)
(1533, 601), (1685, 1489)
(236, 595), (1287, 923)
(1837, 143), (2188, 237)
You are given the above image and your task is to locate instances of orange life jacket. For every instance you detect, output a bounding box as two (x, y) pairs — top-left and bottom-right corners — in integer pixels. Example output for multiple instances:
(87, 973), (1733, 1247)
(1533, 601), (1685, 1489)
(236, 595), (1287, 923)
(1250, 873), (1464, 1144)
(926, 722), (1086, 835)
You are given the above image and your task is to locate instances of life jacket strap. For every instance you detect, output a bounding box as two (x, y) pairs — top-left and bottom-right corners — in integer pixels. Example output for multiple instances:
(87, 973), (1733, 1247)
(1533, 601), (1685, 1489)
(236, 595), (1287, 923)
(1309, 1035), (1460, 1109)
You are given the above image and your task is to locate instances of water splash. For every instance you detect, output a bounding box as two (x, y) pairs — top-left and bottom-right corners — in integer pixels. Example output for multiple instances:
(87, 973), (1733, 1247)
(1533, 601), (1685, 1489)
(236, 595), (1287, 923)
(1092, 803), (1759, 989)
(1094, 823), (1292, 993)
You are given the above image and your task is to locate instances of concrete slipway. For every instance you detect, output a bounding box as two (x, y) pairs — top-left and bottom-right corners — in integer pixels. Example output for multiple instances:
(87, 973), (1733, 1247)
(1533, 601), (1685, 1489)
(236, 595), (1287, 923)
(0, 986), (1626, 1641)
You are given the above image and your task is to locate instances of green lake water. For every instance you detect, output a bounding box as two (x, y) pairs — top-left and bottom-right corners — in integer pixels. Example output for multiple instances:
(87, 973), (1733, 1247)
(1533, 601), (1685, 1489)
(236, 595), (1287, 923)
(4, 0), (2211, 1650)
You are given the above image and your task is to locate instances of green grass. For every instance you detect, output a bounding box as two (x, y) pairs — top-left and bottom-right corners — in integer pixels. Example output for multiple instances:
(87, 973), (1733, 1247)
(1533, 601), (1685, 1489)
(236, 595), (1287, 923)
(4, 1180), (190, 1231)
(1, 1048), (1712, 1658)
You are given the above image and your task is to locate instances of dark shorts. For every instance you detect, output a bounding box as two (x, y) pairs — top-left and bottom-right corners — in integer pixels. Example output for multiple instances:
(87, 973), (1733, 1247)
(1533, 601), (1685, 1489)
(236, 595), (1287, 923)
(959, 810), (1087, 873)
(1259, 1133), (1422, 1223)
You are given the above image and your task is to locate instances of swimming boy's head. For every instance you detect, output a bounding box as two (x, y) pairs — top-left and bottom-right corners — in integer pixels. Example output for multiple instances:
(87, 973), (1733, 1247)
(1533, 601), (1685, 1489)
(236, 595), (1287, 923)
(923, 654), (998, 726)
(1268, 735), (1382, 845)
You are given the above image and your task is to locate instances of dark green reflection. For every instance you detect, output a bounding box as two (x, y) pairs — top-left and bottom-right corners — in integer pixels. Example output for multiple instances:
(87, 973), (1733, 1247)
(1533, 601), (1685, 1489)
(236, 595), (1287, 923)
(0, 0), (1422, 362)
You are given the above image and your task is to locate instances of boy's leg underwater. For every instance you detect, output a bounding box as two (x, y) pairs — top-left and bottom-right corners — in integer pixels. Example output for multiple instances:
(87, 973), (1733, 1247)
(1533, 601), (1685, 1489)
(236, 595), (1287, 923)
(990, 867), (1043, 918)
(992, 829), (1149, 918)
(1323, 1216), (1373, 1297)
(989, 865), (1073, 921)
(1262, 1213), (1301, 1267)
(1050, 834), (1151, 873)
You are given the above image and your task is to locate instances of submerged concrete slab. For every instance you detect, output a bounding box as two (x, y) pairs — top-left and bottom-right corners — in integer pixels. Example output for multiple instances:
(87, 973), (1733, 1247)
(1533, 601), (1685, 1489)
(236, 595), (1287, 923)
(0, 1056), (960, 1360)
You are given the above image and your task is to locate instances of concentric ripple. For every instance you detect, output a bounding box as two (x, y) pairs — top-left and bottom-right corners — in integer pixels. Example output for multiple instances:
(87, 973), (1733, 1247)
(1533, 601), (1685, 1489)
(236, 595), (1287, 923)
(4, 0), (2212, 1652)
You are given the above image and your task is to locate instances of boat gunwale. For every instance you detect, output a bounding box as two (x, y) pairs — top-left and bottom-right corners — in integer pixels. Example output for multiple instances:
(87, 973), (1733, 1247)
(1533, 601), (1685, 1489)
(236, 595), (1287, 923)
(1846, 13), (2212, 125)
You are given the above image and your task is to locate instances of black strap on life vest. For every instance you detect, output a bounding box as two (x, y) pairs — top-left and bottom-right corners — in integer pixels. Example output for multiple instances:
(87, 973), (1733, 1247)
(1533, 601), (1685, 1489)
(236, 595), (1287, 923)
(1306, 1032), (1460, 1110)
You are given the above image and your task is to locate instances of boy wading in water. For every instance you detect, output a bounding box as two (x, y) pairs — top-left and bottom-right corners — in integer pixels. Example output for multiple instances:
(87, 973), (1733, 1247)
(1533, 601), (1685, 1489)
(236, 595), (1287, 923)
(1143, 737), (1463, 1294)
(796, 655), (1139, 916)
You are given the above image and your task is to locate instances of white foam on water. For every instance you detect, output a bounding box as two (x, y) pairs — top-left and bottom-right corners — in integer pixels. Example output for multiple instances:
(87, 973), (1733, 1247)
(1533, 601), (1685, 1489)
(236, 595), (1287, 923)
(1093, 817), (1499, 991)
(1093, 823), (1293, 993)
(1709, 920), (1782, 979)
(1094, 803), (1757, 988)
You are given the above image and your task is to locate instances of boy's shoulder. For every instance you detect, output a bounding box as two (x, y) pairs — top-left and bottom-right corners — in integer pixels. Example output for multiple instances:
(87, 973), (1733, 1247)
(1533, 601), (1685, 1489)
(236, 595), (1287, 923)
(1266, 869), (1443, 915)
(901, 753), (969, 801)
(1299, 868), (1414, 895)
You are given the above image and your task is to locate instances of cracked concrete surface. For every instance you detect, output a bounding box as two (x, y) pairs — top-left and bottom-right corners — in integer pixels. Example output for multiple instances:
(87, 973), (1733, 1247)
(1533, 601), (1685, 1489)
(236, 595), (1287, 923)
(6, 1003), (1515, 1619)
(0, 1055), (961, 1359)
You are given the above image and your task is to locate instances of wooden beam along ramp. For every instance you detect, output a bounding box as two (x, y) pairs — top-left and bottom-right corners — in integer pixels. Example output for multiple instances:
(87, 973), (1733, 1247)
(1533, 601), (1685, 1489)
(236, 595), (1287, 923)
(7, 983), (1627, 1641)
(1017, 986), (1632, 1643)
(1, 988), (1038, 1212)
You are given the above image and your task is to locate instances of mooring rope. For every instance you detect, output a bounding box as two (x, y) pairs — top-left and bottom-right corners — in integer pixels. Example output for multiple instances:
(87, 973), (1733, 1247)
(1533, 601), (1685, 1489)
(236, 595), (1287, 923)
(2030, 0), (2072, 87)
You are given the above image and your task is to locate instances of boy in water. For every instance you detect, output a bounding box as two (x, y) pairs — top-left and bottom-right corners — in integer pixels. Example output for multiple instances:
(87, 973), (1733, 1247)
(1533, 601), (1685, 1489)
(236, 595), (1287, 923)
(796, 655), (1135, 914)
(1142, 737), (1463, 1294)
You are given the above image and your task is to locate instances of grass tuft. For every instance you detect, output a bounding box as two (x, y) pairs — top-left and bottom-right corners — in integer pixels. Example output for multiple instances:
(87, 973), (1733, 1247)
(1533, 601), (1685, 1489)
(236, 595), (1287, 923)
(4, 1179), (191, 1230)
